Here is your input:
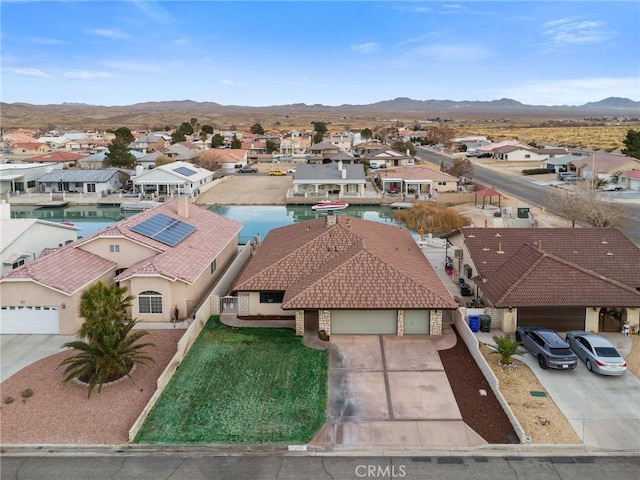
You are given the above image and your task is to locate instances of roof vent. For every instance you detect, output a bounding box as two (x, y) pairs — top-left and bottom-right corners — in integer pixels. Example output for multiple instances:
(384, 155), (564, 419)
(482, 246), (490, 251)
(495, 233), (502, 237)
(468, 234), (475, 238)
(606, 251), (614, 256)
(497, 242), (505, 254)
(601, 239), (608, 244)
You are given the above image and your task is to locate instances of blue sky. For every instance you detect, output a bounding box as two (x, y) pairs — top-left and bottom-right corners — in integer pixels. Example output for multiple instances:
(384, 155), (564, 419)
(1, 1), (639, 107)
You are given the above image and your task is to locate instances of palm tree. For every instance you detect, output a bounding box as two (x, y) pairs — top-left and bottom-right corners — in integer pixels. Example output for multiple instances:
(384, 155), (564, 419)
(490, 335), (523, 365)
(78, 282), (133, 343)
(59, 281), (155, 398)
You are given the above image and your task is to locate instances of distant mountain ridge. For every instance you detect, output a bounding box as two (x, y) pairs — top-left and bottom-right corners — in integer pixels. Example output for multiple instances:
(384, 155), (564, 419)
(2, 97), (638, 130)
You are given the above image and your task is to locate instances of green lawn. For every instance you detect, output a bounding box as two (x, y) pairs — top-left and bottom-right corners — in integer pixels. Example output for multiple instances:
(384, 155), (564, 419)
(134, 317), (328, 444)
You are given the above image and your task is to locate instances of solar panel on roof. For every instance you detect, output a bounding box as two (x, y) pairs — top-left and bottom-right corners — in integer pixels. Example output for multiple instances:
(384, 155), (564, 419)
(130, 213), (196, 246)
(173, 166), (197, 176)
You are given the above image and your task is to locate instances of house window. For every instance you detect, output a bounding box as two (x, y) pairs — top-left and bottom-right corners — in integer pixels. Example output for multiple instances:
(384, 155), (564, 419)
(87, 183), (96, 193)
(139, 291), (162, 314)
(27, 181), (36, 188)
(109, 244), (120, 253)
(12, 258), (25, 269)
(210, 259), (216, 274)
(438, 181), (447, 186)
(524, 154), (531, 159)
(259, 291), (285, 304)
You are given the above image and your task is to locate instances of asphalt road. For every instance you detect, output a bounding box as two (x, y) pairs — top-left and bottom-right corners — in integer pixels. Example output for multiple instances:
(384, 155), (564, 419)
(1, 454), (638, 480)
(416, 147), (640, 245)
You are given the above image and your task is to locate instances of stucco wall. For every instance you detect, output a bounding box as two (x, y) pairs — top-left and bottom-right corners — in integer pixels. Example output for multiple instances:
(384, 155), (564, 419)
(78, 236), (158, 268)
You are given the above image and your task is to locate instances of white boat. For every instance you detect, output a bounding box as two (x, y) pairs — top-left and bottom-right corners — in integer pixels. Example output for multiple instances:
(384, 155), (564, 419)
(311, 201), (349, 211)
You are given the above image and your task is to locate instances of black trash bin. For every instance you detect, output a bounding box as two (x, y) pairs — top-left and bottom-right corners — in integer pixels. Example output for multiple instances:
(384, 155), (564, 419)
(479, 314), (492, 333)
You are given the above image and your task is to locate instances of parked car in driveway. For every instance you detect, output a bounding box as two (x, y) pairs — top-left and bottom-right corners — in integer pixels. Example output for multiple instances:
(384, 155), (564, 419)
(515, 326), (578, 370)
(565, 331), (627, 375)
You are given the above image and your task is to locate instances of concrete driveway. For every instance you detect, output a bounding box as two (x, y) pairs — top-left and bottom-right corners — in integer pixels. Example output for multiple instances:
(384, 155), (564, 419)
(515, 333), (640, 452)
(320, 333), (486, 450)
(0, 334), (75, 382)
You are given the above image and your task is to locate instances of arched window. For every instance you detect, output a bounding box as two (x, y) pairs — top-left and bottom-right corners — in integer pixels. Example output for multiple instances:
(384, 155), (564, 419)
(139, 291), (162, 314)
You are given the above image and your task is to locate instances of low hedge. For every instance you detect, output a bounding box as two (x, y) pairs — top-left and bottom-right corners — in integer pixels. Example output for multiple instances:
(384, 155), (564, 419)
(522, 168), (553, 175)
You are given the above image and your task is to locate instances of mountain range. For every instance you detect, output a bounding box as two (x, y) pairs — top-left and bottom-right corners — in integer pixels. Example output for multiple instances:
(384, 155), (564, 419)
(2, 97), (638, 130)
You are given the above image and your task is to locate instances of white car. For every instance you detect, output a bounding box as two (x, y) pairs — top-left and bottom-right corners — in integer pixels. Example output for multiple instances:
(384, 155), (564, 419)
(599, 184), (623, 192)
(565, 331), (627, 375)
(287, 168), (296, 174)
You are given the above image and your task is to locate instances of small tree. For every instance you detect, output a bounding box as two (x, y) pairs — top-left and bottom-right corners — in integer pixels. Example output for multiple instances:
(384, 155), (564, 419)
(250, 123), (265, 135)
(265, 139), (278, 153)
(548, 181), (629, 228)
(59, 282), (155, 398)
(360, 128), (373, 140)
(113, 127), (134, 145)
(490, 335), (523, 365)
(447, 158), (474, 178)
(210, 134), (224, 148)
(621, 129), (640, 160)
(230, 134), (242, 149)
(104, 138), (136, 168)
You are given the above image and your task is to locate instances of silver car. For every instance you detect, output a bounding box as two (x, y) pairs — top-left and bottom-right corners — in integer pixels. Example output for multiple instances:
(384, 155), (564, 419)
(515, 326), (578, 370)
(565, 331), (627, 376)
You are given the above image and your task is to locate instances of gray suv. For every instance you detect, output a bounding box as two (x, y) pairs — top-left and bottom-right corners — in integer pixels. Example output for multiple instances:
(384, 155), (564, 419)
(515, 326), (578, 370)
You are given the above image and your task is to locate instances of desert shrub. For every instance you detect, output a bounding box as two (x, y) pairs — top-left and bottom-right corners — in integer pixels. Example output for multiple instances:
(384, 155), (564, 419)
(4, 396), (14, 404)
(522, 168), (552, 175)
(21, 388), (33, 398)
(392, 202), (469, 233)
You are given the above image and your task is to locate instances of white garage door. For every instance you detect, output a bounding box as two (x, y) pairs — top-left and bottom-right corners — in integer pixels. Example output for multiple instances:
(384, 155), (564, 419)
(0, 306), (60, 334)
(404, 310), (430, 334)
(331, 310), (397, 335)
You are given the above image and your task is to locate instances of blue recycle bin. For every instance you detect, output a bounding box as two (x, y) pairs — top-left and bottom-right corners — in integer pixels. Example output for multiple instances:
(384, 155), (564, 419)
(469, 315), (480, 332)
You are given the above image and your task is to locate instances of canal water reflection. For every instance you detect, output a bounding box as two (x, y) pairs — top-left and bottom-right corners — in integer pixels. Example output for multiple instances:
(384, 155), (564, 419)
(11, 204), (417, 242)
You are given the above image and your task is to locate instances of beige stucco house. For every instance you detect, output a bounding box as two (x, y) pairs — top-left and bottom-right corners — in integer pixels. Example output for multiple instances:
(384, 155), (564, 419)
(0, 199), (242, 334)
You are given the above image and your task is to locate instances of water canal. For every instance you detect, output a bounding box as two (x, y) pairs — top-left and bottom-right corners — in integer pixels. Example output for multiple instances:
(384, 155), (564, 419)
(11, 204), (419, 243)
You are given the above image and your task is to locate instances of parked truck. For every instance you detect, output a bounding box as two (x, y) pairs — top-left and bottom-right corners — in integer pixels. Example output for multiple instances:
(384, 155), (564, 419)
(238, 165), (258, 173)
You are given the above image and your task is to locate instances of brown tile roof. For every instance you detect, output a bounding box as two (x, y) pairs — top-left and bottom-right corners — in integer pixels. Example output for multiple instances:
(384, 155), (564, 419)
(446, 227), (640, 307)
(234, 215), (457, 310)
(2, 247), (115, 294)
(570, 153), (640, 173)
(479, 244), (640, 307)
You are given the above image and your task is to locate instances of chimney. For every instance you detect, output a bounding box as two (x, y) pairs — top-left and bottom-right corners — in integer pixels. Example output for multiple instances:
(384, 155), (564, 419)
(342, 168), (347, 179)
(325, 212), (337, 227)
(0, 200), (10, 220)
(177, 196), (189, 218)
(337, 160), (343, 171)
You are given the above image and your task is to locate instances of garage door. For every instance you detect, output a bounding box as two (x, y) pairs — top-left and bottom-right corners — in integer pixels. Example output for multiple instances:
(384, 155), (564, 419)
(0, 306), (60, 334)
(517, 307), (585, 332)
(404, 310), (430, 335)
(331, 310), (396, 335)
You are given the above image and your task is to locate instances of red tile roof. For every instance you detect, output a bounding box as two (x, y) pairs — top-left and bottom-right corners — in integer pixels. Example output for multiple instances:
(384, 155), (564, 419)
(2, 247), (115, 294)
(2, 200), (242, 292)
(235, 215), (457, 310)
(89, 200), (243, 284)
(23, 151), (85, 162)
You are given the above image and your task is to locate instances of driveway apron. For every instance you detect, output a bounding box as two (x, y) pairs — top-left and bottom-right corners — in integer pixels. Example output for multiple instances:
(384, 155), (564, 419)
(323, 332), (487, 450)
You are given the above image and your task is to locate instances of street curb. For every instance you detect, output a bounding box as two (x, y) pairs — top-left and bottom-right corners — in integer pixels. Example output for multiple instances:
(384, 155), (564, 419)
(2, 443), (639, 457)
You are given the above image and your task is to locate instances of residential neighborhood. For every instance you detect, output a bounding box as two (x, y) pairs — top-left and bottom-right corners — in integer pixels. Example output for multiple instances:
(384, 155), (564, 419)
(1, 121), (639, 460)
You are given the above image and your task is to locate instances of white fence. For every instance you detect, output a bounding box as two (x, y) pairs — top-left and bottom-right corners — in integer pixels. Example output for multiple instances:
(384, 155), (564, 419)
(453, 308), (530, 444)
(128, 241), (256, 442)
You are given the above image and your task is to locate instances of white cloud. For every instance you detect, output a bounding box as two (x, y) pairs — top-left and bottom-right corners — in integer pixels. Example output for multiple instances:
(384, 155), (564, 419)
(405, 43), (494, 62)
(131, 0), (174, 23)
(88, 29), (129, 40)
(500, 77), (640, 105)
(64, 71), (112, 79)
(13, 68), (48, 77)
(543, 18), (613, 46)
(350, 42), (380, 54)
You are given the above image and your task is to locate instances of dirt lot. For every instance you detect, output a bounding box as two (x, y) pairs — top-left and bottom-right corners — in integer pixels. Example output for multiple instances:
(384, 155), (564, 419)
(196, 164), (296, 206)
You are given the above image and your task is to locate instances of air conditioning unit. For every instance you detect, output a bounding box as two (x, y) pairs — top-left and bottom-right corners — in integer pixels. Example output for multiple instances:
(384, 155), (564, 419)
(453, 247), (463, 258)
